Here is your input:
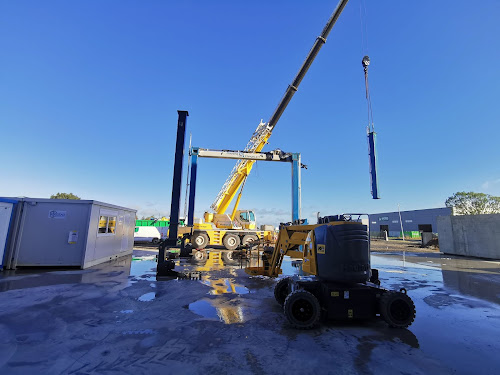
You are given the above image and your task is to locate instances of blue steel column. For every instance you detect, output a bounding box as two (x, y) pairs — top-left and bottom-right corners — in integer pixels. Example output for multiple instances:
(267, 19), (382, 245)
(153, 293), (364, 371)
(292, 153), (301, 222)
(164, 110), (188, 252)
(187, 147), (199, 226)
(368, 132), (380, 199)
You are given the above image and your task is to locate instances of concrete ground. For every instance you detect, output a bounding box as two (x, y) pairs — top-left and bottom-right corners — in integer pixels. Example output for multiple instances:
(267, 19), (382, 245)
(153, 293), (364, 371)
(0, 245), (499, 374)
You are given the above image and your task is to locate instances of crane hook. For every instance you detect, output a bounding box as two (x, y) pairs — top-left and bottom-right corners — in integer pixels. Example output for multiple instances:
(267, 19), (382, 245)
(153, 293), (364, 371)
(362, 55), (370, 68)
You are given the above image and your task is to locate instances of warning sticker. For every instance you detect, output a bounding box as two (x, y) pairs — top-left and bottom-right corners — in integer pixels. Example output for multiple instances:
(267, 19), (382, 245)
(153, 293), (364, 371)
(317, 244), (326, 254)
(68, 231), (78, 244)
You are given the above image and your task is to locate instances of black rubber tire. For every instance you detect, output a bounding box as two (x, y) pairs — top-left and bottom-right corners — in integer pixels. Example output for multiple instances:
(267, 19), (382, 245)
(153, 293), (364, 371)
(221, 251), (238, 265)
(242, 234), (259, 247)
(379, 291), (416, 328)
(192, 250), (208, 262)
(192, 232), (209, 249)
(283, 289), (321, 329)
(151, 238), (160, 244)
(222, 233), (241, 250)
(274, 277), (291, 306)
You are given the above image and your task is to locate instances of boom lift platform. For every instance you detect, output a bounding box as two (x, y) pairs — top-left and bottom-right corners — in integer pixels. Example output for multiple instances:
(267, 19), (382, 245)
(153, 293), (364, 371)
(246, 215), (416, 329)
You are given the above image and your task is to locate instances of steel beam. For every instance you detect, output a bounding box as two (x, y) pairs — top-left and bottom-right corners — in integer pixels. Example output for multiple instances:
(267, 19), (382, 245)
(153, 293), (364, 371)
(187, 147), (199, 226)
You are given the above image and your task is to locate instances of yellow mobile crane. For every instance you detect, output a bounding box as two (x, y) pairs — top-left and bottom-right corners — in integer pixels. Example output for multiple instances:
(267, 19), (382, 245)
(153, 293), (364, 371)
(186, 0), (350, 249)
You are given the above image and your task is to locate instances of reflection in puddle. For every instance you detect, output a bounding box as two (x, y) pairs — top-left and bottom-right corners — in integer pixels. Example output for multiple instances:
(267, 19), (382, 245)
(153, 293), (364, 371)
(0, 257), (132, 293)
(128, 259), (157, 286)
(201, 278), (249, 295)
(373, 253), (500, 306)
(138, 292), (156, 302)
(122, 329), (156, 335)
(189, 298), (245, 324)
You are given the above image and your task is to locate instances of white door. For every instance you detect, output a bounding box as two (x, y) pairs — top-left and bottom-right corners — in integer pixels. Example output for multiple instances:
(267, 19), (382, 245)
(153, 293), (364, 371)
(0, 202), (14, 267)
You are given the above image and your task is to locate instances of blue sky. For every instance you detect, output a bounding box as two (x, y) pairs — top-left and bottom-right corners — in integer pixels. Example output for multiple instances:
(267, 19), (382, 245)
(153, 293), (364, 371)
(1, 0), (499, 226)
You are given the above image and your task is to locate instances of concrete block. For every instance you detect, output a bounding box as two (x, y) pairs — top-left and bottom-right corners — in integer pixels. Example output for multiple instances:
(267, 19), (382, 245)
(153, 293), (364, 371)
(438, 214), (500, 260)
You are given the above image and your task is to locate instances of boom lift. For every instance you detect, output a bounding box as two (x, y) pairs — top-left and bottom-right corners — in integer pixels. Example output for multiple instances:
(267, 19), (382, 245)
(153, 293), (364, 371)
(246, 215), (416, 329)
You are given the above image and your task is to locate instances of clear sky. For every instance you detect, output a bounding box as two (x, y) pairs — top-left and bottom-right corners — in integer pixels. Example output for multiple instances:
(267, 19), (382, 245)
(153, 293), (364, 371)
(1, 0), (499, 226)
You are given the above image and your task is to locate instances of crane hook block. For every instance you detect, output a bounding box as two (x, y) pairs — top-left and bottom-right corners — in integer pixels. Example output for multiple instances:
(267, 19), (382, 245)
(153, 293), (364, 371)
(362, 55), (370, 68)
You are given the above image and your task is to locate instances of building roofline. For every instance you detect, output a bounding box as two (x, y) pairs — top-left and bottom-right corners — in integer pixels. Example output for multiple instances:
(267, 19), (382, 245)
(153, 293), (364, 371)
(369, 207), (450, 216)
(0, 197), (137, 213)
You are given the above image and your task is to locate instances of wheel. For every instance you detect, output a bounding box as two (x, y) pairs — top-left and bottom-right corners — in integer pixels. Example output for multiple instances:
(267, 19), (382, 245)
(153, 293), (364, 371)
(242, 234), (259, 247)
(274, 277), (291, 306)
(379, 291), (416, 328)
(283, 289), (321, 329)
(222, 233), (241, 250)
(192, 232), (209, 249)
(221, 251), (238, 264)
(192, 250), (208, 262)
(151, 238), (160, 244)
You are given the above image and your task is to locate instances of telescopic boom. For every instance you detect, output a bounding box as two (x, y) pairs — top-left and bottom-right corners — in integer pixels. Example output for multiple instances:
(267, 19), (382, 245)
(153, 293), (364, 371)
(212, 0), (350, 214)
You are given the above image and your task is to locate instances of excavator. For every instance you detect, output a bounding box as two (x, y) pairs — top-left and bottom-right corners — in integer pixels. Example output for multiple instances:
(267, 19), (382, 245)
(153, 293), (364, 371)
(183, 0), (357, 252)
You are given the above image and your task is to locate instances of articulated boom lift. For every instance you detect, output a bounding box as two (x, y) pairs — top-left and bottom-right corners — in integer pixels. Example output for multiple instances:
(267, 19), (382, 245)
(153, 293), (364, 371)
(246, 216), (416, 329)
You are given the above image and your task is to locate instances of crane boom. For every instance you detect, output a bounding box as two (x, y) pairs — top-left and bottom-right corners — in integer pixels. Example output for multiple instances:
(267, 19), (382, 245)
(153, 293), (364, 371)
(211, 0), (350, 214)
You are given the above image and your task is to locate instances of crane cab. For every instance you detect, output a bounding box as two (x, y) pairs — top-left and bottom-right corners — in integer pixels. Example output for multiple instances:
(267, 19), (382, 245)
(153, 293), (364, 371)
(234, 210), (256, 230)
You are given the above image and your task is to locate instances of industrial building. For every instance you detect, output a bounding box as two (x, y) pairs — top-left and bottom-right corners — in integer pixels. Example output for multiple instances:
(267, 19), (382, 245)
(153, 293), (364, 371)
(369, 207), (452, 237)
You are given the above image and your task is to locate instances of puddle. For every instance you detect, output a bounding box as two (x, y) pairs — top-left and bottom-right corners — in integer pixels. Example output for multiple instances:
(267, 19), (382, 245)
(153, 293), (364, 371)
(280, 258), (304, 277)
(122, 329), (155, 335)
(128, 259), (157, 286)
(138, 292), (156, 302)
(189, 298), (245, 324)
(201, 278), (249, 295)
(130, 259), (157, 277)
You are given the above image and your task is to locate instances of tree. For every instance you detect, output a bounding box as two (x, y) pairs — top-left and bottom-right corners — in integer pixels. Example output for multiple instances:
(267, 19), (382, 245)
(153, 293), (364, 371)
(50, 192), (81, 200)
(445, 192), (500, 215)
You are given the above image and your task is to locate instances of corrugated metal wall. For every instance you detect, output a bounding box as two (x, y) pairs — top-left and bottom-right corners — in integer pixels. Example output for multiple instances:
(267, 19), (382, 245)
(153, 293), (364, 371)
(369, 207), (452, 236)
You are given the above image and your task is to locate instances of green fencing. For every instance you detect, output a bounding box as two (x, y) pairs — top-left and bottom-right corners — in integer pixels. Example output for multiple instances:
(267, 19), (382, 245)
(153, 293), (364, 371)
(135, 219), (185, 227)
(403, 231), (420, 238)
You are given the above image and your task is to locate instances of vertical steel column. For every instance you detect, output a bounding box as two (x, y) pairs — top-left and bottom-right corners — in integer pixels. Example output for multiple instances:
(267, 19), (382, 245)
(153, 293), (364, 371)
(292, 153), (302, 222)
(187, 147), (199, 226)
(368, 132), (380, 199)
(159, 110), (188, 270)
(158, 111), (188, 275)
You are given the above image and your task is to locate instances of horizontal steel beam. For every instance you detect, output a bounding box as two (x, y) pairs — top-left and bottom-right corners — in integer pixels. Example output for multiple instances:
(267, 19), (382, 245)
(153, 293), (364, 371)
(195, 148), (293, 162)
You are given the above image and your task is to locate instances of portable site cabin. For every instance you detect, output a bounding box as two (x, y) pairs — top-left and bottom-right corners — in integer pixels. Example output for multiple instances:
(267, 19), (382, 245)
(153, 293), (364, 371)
(0, 197), (136, 270)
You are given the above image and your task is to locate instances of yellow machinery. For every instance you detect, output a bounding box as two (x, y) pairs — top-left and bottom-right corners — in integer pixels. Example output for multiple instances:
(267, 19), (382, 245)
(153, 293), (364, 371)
(180, 0), (352, 252)
(209, 0), (351, 218)
(192, 251), (247, 324)
(246, 215), (416, 329)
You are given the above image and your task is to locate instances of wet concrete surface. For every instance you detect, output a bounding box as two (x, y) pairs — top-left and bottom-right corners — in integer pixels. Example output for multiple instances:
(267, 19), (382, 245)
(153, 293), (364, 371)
(0, 250), (499, 374)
